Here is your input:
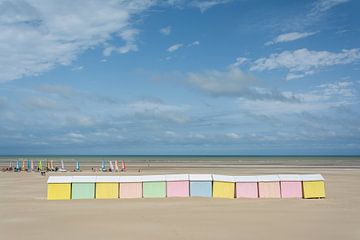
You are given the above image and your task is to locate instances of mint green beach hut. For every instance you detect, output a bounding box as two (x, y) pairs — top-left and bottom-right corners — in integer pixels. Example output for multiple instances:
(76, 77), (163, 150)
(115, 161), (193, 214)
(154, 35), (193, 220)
(142, 175), (166, 198)
(71, 176), (96, 200)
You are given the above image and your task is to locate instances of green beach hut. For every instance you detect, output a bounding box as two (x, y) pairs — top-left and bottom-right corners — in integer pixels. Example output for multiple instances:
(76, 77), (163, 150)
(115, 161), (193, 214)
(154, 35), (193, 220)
(142, 175), (166, 198)
(71, 176), (96, 200)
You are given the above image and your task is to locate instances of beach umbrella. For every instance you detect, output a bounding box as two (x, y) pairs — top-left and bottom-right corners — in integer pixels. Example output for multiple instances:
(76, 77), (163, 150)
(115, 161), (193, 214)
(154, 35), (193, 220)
(22, 160), (25, 171)
(109, 161), (114, 172)
(114, 160), (119, 172)
(38, 161), (43, 171)
(76, 161), (80, 171)
(61, 160), (65, 170)
(16, 160), (20, 170)
(9, 161), (12, 168)
(50, 160), (54, 170)
(27, 160), (31, 170)
(121, 160), (126, 171)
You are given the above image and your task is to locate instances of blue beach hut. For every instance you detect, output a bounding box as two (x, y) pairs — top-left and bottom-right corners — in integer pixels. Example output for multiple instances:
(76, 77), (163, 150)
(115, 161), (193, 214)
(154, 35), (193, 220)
(189, 174), (212, 197)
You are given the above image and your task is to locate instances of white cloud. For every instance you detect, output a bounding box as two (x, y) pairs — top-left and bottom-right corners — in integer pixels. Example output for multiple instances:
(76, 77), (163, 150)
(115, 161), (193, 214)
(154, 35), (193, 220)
(251, 48), (360, 80)
(190, 0), (232, 12)
(187, 67), (256, 96)
(127, 100), (189, 123)
(230, 57), (248, 68)
(186, 67), (298, 101)
(188, 41), (200, 47)
(0, 0), (155, 82)
(167, 43), (184, 52)
(310, 0), (349, 15)
(226, 132), (240, 139)
(160, 26), (171, 35)
(103, 28), (139, 56)
(238, 80), (357, 117)
(265, 32), (317, 46)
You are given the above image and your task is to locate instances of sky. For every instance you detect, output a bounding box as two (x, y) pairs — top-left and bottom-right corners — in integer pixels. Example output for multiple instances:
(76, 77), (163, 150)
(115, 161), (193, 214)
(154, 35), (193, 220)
(0, 0), (360, 155)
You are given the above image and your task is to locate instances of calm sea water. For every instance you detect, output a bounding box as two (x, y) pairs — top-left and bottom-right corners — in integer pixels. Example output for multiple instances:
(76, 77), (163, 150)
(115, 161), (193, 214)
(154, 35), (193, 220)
(1, 155), (360, 166)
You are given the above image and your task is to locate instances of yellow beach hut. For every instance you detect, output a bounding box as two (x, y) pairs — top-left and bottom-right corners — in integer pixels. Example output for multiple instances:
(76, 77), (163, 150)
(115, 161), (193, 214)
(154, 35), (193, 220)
(47, 176), (72, 200)
(95, 176), (120, 199)
(301, 174), (325, 199)
(212, 174), (235, 199)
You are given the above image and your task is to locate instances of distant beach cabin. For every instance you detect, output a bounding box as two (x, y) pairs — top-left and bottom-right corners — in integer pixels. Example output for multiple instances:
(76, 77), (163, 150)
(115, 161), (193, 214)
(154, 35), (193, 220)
(47, 176), (72, 200)
(234, 176), (259, 198)
(278, 174), (302, 199)
(166, 174), (189, 197)
(142, 175), (166, 198)
(189, 174), (212, 197)
(95, 176), (119, 199)
(212, 175), (235, 199)
(258, 175), (281, 198)
(71, 176), (96, 200)
(119, 176), (143, 199)
(301, 174), (325, 199)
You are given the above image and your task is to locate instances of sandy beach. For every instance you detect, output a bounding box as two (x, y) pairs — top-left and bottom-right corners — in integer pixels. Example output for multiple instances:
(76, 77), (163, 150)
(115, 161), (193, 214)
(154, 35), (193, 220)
(1, 162), (359, 240)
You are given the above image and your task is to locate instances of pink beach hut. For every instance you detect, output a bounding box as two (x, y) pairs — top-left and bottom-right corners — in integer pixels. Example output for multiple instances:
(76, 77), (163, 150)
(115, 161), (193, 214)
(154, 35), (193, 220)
(165, 174), (189, 197)
(234, 176), (259, 198)
(258, 175), (281, 198)
(278, 174), (302, 198)
(119, 176), (143, 199)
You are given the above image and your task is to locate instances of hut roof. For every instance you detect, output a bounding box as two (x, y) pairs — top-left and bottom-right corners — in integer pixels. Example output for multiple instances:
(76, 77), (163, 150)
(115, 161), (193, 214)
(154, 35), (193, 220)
(301, 174), (324, 181)
(258, 175), (280, 182)
(212, 174), (235, 182)
(96, 176), (120, 182)
(47, 176), (72, 183)
(140, 175), (166, 182)
(234, 175), (259, 182)
(189, 174), (212, 181)
(119, 176), (142, 183)
(278, 174), (302, 181)
(72, 176), (97, 183)
(165, 174), (189, 181)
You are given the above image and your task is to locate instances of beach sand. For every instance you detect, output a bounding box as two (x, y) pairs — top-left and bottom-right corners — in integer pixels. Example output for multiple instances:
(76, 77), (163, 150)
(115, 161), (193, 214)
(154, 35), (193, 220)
(1, 163), (359, 240)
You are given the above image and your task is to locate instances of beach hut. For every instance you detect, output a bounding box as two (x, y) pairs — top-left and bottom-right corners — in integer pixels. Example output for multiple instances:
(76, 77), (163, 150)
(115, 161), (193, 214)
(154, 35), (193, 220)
(47, 176), (72, 200)
(71, 176), (96, 200)
(142, 175), (166, 198)
(258, 175), (281, 198)
(212, 175), (235, 199)
(95, 176), (119, 199)
(234, 176), (259, 198)
(166, 174), (189, 198)
(301, 174), (325, 199)
(119, 176), (143, 199)
(189, 174), (212, 198)
(278, 174), (303, 198)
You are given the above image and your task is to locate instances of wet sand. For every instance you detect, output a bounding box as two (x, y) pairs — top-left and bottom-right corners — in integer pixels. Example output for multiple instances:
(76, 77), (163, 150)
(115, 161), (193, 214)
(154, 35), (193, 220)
(0, 164), (359, 240)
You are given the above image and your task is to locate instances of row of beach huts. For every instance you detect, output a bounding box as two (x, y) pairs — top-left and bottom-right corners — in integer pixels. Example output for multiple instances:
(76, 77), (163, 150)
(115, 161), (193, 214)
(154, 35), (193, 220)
(47, 174), (325, 200)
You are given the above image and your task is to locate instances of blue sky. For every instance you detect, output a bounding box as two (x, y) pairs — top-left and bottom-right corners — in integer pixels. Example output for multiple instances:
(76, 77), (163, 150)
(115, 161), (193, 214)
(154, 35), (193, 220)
(0, 0), (360, 155)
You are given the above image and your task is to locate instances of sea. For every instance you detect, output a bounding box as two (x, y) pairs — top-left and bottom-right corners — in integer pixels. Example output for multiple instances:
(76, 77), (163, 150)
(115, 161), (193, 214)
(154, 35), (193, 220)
(1, 155), (360, 167)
